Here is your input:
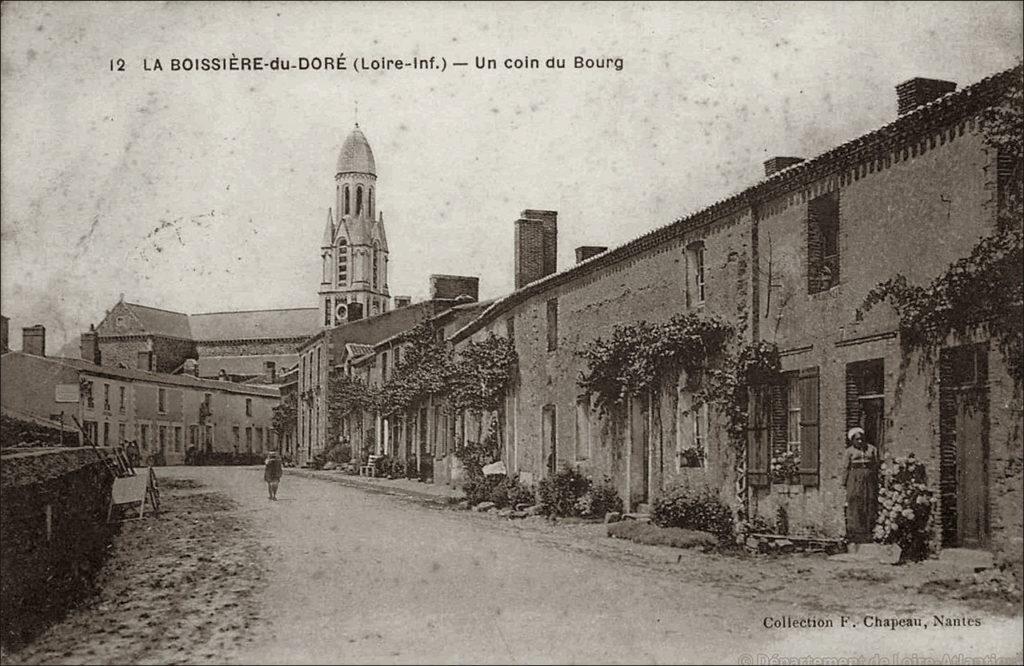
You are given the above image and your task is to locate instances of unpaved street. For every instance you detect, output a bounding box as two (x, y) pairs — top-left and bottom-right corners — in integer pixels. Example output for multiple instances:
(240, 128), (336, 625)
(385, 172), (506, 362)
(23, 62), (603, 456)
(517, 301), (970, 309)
(7, 467), (1023, 664)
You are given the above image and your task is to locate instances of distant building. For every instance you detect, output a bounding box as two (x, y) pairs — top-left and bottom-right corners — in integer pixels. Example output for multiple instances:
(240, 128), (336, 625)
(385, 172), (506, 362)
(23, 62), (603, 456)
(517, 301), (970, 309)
(2, 326), (279, 464)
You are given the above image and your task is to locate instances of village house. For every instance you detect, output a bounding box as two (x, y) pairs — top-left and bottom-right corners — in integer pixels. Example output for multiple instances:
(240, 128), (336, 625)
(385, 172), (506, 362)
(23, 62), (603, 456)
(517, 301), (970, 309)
(2, 326), (280, 465)
(295, 275), (479, 467)
(445, 66), (1021, 559)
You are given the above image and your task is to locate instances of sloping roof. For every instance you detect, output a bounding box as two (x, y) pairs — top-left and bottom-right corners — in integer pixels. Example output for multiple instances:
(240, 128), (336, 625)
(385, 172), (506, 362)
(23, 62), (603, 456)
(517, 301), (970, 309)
(196, 354), (298, 378)
(123, 302), (192, 339)
(3, 352), (279, 398)
(344, 343), (375, 359)
(189, 308), (319, 341)
(452, 64), (1021, 343)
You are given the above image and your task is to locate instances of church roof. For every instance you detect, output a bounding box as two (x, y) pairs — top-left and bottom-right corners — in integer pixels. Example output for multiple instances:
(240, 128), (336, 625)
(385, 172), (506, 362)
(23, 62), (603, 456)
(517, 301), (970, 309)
(189, 308), (320, 342)
(336, 126), (376, 176)
(116, 302), (193, 339)
(196, 353), (299, 379)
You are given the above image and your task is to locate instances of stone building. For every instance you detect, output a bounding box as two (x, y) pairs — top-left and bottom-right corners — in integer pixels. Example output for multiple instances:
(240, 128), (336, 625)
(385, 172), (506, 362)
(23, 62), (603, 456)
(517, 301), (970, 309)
(448, 66), (1021, 559)
(2, 326), (279, 465)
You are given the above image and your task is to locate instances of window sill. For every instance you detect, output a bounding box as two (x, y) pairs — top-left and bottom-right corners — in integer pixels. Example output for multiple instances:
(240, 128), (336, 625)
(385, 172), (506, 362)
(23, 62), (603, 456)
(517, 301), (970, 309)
(807, 284), (842, 301)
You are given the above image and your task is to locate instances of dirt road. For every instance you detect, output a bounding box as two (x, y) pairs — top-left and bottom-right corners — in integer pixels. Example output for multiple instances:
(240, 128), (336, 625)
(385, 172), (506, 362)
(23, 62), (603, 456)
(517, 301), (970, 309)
(7, 467), (1022, 664)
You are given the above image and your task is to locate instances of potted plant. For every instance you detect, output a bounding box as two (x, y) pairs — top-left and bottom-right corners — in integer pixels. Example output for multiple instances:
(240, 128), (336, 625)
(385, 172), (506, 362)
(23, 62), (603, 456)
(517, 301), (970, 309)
(769, 450), (801, 494)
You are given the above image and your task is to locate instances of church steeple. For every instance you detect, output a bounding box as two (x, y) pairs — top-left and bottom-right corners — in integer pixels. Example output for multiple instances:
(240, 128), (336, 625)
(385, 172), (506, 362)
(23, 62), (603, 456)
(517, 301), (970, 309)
(318, 125), (390, 328)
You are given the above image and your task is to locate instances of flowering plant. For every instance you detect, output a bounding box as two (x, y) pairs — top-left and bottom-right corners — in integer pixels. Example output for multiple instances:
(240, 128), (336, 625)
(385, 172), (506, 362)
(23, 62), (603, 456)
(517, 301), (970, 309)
(873, 453), (936, 560)
(769, 450), (800, 484)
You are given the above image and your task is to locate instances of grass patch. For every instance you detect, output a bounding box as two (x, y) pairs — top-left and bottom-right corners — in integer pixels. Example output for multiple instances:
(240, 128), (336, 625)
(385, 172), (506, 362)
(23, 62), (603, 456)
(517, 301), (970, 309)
(608, 520), (718, 551)
(835, 567), (893, 583)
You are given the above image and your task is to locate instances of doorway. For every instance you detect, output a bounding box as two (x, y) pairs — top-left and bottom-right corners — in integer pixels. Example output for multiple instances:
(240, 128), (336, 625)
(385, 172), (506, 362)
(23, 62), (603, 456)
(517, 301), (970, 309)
(939, 344), (990, 549)
(542, 405), (557, 476)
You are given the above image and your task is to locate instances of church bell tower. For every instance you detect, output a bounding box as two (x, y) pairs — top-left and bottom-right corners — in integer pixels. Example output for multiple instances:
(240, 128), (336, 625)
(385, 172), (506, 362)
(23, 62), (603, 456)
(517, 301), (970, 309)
(318, 125), (390, 327)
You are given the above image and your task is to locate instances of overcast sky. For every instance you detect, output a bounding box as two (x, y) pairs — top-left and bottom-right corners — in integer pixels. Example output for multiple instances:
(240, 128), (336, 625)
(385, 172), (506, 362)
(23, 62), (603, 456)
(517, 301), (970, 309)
(1, 1), (1021, 355)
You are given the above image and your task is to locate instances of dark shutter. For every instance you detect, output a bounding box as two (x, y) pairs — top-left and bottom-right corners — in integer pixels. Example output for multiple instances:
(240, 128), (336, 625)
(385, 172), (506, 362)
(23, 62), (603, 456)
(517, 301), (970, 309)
(769, 381), (788, 459)
(845, 364), (862, 431)
(746, 386), (771, 487)
(806, 207), (823, 294)
(798, 367), (820, 486)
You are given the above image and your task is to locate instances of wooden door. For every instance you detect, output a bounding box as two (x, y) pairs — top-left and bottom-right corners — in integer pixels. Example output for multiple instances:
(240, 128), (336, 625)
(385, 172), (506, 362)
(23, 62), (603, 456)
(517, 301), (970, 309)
(955, 395), (988, 548)
(628, 393), (650, 507)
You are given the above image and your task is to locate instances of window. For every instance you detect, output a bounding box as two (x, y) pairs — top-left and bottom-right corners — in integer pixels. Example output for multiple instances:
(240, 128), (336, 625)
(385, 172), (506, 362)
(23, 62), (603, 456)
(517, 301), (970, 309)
(394, 346), (401, 367)
(687, 241), (706, 305)
(84, 421), (98, 445)
(104, 384), (111, 411)
(368, 187), (374, 218)
(140, 424), (149, 451)
(506, 316), (515, 342)
(246, 427), (253, 452)
(256, 428), (264, 453)
(344, 186), (351, 215)
(103, 422), (110, 446)
(372, 242), (380, 289)
(115, 316), (126, 328)
(85, 381), (95, 409)
(542, 404), (558, 476)
(119, 386), (126, 412)
(322, 252), (331, 284)
(118, 423), (126, 444)
(692, 402), (709, 463)
(233, 426), (240, 450)
(173, 426), (182, 453)
(356, 186), (363, 216)
(807, 192), (840, 293)
(204, 393), (212, 409)
(205, 425), (213, 450)
(575, 395), (591, 461)
(546, 298), (559, 352)
(189, 425), (198, 448)
(159, 426), (167, 452)
(381, 352), (388, 381)
(158, 388), (167, 413)
(245, 398), (253, 417)
(325, 299), (332, 326)
(337, 239), (348, 285)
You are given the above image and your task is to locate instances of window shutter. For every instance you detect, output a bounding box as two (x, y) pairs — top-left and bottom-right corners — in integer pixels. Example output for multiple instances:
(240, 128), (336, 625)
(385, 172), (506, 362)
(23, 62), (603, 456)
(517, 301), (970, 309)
(798, 367), (820, 486)
(807, 207), (823, 293)
(746, 386), (771, 487)
(845, 365), (861, 432)
(769, 382), (787, 459)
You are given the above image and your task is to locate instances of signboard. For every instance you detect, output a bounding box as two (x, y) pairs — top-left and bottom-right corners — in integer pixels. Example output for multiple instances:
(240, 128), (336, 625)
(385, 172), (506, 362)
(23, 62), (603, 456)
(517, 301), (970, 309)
(55, 384), (79, 403)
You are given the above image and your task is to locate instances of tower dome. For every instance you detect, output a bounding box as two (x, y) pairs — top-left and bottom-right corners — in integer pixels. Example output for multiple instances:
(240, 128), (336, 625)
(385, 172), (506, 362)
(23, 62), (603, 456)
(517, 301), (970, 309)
(336, 126), (376, 176)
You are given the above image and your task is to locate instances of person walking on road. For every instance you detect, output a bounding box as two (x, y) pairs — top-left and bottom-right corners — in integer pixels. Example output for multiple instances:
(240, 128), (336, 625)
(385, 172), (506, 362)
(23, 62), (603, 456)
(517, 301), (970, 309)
(264, 450), (283, 500)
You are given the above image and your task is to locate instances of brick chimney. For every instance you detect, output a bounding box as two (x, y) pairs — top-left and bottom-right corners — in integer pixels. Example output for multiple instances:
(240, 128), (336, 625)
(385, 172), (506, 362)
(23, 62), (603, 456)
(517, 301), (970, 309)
(514, 209), (557, 289)
(429, 275), (479, 302)
(896, 78), (957, 116)
(763, 156), (805, 176)
(346, 301), (364, 322)
(80, 324), (101, 364)
(394, 296), (412, 309)
(264, 361), (277, 383)
(575, 246), (607, 263)
(22, 325), (45, 356)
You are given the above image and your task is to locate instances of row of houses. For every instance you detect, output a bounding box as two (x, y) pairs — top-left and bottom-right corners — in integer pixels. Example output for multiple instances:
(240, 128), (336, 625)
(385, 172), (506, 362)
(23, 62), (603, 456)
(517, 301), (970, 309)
(1, 327), (280, 464)
(297, 66), (1022, 559)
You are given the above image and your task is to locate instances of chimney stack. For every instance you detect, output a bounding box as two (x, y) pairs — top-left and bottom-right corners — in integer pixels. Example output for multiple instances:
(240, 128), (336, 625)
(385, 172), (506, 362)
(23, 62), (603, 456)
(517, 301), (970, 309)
(514, 209), (557, 289)
(896, 78), (957, 116)
(394, 295), (412, 309)
(22, 325), (45, 356)
(763, 156), (805, 176)
(265, 361), (277, 383)
(218, 368), (229, 381)
(429, 275), (479, 302)
(575, 246), (607, 263)
(80, 324), (101, 364)
(183, 358), (199, 377)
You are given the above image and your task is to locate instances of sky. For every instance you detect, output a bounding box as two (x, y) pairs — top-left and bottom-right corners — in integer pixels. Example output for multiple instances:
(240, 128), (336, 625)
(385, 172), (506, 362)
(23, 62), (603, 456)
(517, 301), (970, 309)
(1, 1), (1021, 356)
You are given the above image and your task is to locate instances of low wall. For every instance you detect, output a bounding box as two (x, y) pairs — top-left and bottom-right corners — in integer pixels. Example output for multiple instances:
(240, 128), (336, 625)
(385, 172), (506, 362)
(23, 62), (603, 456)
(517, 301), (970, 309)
(0, 447), (115, 649)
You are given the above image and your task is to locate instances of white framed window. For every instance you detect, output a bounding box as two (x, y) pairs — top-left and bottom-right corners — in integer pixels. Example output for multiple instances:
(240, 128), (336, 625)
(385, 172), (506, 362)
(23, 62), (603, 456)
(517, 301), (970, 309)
(787, 376), (801, 454)
(687, 241), (706, 305)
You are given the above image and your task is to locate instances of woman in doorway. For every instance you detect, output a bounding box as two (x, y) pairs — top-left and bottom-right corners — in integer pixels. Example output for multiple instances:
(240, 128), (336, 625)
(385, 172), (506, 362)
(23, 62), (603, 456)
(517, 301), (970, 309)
(842, 427), (879, 543)
(264, 451), (283, 500)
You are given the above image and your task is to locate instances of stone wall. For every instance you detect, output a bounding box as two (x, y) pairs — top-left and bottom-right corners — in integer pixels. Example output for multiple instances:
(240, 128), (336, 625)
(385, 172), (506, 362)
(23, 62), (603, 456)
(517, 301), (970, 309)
(0, 448), (115, 649)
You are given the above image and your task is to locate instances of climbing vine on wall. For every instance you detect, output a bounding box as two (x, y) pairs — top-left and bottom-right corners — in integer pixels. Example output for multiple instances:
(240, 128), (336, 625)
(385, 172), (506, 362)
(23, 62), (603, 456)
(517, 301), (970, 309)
(576, 313), (734, 411)
(448, 333), (519, 413)
(858, 65), (1024, 384)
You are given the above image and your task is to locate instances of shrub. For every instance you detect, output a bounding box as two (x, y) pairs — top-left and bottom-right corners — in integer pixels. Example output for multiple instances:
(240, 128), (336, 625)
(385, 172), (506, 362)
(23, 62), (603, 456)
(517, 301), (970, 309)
(873, 454), (936, 561)
(574, 476), (623, 518)
(607, 521), (718, 551)
(463, 474), (535, 509)
(652, 484), (734, 543)
(537, 467), (592, 517)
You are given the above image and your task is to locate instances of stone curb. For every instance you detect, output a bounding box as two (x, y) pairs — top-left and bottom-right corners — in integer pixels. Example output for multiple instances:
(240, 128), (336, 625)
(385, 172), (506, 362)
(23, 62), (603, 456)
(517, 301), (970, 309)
(283, 468), (459, 506)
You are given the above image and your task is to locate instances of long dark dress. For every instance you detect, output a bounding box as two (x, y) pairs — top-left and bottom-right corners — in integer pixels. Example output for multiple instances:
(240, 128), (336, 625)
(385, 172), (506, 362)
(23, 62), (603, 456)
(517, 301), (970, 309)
(844, 444), (878, 543)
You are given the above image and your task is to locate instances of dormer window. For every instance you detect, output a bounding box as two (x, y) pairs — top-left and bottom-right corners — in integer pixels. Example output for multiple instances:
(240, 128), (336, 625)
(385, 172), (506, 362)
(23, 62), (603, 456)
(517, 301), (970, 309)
(808, 192), (840, 294)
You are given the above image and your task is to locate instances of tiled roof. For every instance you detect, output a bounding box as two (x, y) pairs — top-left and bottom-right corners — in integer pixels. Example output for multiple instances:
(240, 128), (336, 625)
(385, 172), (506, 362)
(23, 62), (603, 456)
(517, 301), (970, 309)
(123, 302), (192, 339)
(196, 354), (298, 378)
(336, 126), (376, 175)
(3, 352), (279, 398)
(189, 308), (319, 341)
(452, 64), (1021, 343)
